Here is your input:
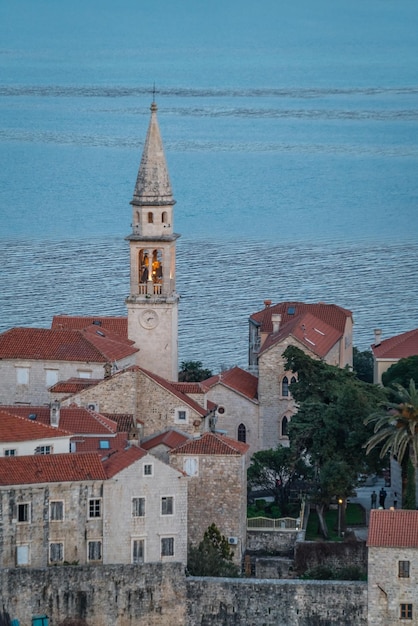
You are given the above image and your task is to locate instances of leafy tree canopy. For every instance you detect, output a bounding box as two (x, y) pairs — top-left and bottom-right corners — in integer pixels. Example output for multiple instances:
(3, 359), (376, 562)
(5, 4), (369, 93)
(178, 360), (213, 382)
(382, 355), (418, 389)
(282, 346), (386, 537)
(353, 347), (374, 383)
(247, 446), (312, 516)
(187, 523), (240, 577)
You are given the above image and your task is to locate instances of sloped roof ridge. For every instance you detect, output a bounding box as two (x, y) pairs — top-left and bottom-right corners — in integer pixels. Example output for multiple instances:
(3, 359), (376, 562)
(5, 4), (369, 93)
(372, 328), (418, 358)
(170, 431), (248, 456)
(0, 408), (73, 439)
(138, 367), (207, 417)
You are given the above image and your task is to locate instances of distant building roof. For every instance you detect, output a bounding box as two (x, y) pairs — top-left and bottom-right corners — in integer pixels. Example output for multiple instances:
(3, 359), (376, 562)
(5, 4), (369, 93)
(51, 315), (128, 338)
(0, 409), (71, 442)
(139, 367), (208, 417)
(0, 452), (107, 485)
(367, 510), (418, 548)
(201, 366), (258, 401)
(251, 301), (352, 335)
(170, 432), (249, 456)
(0, 406), (118, 436)
(0, 326), (137, 363)
(49, 378), (102, 394)
(141, 429), (190, 452)
(371, 328), (418, 360)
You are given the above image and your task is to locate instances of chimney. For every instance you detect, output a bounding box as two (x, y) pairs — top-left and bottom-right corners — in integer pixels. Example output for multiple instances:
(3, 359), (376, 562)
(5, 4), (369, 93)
(272, 313), (282, 334)
(374, 329), (382, 346)
(50, 400), (60, 428)
(264, 300), (272, 308)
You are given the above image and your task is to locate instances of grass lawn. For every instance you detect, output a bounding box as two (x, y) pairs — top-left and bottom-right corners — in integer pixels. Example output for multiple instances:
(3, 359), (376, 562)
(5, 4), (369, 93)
(305, 503), (365, 541)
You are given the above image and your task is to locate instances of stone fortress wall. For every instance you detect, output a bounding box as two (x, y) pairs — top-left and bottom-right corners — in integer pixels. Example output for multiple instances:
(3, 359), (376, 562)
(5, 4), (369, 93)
(0, 564), (367, 626)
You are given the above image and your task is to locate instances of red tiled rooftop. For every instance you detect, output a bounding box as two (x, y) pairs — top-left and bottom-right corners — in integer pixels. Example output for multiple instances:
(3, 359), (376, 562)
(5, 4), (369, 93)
(49, 378), (102, 394)
(367, 509), (418, 547)
(141, 429), (190, 451)
(0, 452), (107, 485)
(0, 406), (118, 436)
(0, 409), (72, 442)
(250, 301), (352, 335)
(102, 445), (147, 478)
(372, 328), (418, 359)
(171, 382), (204, 395)
(52, 315), (128, 338)
(259, 311), (341, 359)
(70, 432), (129, 454)
(202, 366), (258, 401)
(102, 414), (136, 432)
(0, 326), (137, 363)
(170, 432), (249, 456)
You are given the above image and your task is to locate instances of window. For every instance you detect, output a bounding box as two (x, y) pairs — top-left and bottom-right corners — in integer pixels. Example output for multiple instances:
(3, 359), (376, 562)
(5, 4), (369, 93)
(99, 440), (110, 450)
(162, 211), (168, 224)
(400, 604), (413, 619)
(16, 366), (30, 385)
(183, 457), (198, 477)
(281, 416), (289, 437)
(16, 545), (29, 566)
(217, 406), (225, 415)
(35, 445), (52, 455)
(177, 410), (186, 421)
(147, 211), (154, 223)
(45, 369), (58, 387)
(77, 370), (92, 379)
(49, 542), (64, 564)
(88, 540), (102, 562)
(17, 503), (30, 523)
(5, 449), (16, 457)
(161, 496), (173, 515)
(88, 499), (101, 518)
(161, 537), (174, 557)
(50, 501), (64, 521)
(237, 423), (246, 443)
(399, 560), (410, 578)
(132, 539), (145, 564)
(143, 463), (153, 476)
(132, 497), (145, 517)
(282, 376), (289, 396)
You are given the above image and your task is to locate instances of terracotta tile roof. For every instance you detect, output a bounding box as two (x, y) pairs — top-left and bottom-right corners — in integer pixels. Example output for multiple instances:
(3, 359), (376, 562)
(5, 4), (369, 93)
(170, 432), (249, 456)
(49, 378), (102, 394)
(102, 414), (136, 432)
(70, 432), (128, 454)
(367, 509), (418, 547)
(201, 367), (258, 401)
(141, 429), (190, 451)
(139, 367), (208, 417)
(0, 326), (137, 363)
(0, 406), (118, 436)
(51, 315), (128, 338)
(372, 328), (418, 359)
(0, 452), (107, 485)
(259, 311), (341, 359)
(250, 301), (352, 335)
(0, 409), (72, 442)
(102, 445), (147, 478)
(171, 382), (204, 394)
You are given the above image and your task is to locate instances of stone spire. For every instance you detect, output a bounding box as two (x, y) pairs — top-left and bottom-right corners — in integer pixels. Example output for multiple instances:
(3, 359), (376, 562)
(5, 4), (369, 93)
(131, 102), (175, 207)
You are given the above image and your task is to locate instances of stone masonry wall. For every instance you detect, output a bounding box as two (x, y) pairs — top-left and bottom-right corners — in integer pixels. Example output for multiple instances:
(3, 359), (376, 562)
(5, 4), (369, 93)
(246, 529), (298, 555)
(0, 566), (368, 626)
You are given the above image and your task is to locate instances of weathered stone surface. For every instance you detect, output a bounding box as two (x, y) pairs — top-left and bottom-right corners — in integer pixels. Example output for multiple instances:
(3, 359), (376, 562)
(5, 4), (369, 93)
(0, 566), (368, 626)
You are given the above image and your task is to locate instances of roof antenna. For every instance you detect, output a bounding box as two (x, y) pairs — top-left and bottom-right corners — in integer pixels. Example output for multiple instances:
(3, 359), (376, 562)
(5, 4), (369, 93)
(152, 82), (156, 103)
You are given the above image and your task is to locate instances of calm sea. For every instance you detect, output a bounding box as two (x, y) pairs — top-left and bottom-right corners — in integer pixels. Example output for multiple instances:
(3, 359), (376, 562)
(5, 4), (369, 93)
(0, 0), (417, 372)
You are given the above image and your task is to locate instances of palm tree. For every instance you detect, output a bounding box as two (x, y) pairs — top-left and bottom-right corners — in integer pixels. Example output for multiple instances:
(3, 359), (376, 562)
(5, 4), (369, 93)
(364, 379), (418, 507)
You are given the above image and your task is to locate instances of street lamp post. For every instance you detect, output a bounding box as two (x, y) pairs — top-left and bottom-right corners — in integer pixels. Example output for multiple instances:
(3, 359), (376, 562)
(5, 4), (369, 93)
(338, 498), (343, 538)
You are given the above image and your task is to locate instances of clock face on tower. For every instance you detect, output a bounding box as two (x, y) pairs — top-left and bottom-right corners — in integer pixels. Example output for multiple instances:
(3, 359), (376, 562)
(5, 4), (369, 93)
(139, 309), (159, 329)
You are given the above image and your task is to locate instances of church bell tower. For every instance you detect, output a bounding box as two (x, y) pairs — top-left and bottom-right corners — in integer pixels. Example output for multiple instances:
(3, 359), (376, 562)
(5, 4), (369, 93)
(125, 102), (180, 381)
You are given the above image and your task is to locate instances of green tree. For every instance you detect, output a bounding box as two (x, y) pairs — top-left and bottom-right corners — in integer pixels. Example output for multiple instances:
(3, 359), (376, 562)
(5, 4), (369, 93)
(247, 446), (311, 516)
(364, 379), (418, 508)
(353, 347), (374, 383)
(382, 356), (418, 388)
(283, 346), (385, 538)
(178, 360), (213, 382)
(187, 523), (239, 577)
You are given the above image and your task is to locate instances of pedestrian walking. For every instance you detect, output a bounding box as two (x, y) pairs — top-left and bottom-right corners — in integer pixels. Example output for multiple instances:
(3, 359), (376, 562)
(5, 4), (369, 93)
(379, 487), (387, 508)
(371, 491), (377, 509)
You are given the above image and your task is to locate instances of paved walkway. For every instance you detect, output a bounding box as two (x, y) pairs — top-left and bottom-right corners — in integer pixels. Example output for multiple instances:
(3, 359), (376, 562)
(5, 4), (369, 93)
(348, 476), (391, 541)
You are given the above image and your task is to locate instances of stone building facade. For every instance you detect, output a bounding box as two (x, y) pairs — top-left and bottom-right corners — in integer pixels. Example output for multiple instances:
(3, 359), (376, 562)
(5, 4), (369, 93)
(367, 509), (418, 625)
(0, 447), (187, 569)
(170, 433), (248, 564)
